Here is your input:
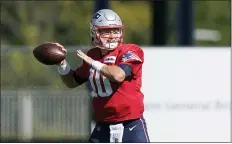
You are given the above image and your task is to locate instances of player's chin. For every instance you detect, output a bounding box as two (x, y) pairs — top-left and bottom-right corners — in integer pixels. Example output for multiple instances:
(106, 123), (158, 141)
(100, 47), (116, 51)
(104, 44), (118, 51)
(106, 48), (116, 51)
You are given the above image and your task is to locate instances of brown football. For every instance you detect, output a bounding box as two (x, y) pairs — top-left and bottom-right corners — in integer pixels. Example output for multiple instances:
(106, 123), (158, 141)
(33, 42), (66, 65)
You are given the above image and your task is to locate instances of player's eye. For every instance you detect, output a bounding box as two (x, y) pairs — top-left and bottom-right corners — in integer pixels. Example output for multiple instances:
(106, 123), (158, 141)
(112, 28), (120, 34)
(113, 29), (120, 34)
(99, 28), (120, 35)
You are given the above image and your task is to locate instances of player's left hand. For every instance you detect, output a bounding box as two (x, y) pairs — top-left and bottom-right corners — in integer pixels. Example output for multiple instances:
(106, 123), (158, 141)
(76, 50), (93, 66)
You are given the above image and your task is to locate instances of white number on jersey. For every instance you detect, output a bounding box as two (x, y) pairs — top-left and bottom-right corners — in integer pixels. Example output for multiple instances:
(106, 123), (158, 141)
(89, 68), (113, 97)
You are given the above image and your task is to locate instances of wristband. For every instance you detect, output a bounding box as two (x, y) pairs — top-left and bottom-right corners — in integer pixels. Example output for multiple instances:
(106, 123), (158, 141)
(91, 60), (106, 72)
(57, 61), (71, 75)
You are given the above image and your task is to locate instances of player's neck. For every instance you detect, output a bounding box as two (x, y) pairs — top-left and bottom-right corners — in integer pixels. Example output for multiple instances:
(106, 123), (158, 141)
(100, 49), (111, 56)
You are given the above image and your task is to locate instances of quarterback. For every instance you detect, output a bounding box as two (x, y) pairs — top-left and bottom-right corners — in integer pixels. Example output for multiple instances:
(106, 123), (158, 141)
(56, 9), (150, 143)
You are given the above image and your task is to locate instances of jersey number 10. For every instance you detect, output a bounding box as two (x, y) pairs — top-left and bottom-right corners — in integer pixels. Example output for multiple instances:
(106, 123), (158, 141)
(89, 68), (113, 97)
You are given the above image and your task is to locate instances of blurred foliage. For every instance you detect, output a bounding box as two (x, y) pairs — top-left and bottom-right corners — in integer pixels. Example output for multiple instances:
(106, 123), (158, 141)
(1, 1), (230, 46)
(0, 1), (230, 88)
(194, 1), (230, 45)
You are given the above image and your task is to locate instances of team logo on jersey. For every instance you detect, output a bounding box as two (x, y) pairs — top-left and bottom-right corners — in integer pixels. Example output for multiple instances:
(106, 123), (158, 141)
(104, 56), (116, 63)
(121, 51), (142, 62)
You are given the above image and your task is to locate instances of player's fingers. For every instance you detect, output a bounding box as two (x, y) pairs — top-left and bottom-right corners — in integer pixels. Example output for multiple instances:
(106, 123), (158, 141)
(54, 43), (67, 53)
(77, 50), (83, 54)
(55, 59), (66, 66)
(76, 51), (81, 57)
(81, 50), (88, 58)
(76, 50), (81, 56)
(56, 59), (66, 66)
(76, 50), (85, 57)
(76, 50), (84, 59)
(62, 48), (67, 53)
(54, 42), (62, 46)
(54, 42), (65, 49)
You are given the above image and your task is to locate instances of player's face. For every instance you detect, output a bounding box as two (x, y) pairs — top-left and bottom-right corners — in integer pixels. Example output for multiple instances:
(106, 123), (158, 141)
(94, 27), (123, 50)
(99, 28), (121, 43)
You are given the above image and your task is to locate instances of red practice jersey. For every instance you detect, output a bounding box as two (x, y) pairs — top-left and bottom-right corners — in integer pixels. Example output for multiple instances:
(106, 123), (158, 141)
(73, 44), (144, 122)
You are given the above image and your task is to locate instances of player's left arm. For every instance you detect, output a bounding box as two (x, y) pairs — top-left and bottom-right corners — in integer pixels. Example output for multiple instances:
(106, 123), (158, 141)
(98, 48), (144, 82)
(98, 64), (132, 82)
(76, 48), (143, 83)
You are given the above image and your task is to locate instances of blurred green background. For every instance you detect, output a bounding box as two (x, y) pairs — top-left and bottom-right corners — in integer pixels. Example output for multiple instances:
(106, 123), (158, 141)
(1, 1), (230, 46)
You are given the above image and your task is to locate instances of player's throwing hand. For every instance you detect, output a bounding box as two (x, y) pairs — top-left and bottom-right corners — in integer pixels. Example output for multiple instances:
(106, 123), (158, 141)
(53, 42), (67, 65)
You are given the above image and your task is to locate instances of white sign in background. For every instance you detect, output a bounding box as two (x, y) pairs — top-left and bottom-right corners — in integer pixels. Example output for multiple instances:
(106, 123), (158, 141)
(142, 47), (231, 142)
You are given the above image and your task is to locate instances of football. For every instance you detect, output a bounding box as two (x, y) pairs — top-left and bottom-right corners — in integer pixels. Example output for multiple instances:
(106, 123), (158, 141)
(33, 42), (66, 65)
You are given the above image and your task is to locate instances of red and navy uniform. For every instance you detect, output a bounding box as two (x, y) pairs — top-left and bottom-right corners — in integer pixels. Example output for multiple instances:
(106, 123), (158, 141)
(73, 44), (149, 142)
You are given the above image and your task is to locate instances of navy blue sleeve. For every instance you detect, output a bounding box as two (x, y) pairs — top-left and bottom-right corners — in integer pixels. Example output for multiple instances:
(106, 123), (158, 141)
(118, 64), (132, 77)
(73, 62), (89, 85)
(73, 74), (88, 85)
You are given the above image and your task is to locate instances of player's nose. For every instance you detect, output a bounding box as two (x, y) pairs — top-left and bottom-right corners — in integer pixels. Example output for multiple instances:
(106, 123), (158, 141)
(109, 31), (114, 39)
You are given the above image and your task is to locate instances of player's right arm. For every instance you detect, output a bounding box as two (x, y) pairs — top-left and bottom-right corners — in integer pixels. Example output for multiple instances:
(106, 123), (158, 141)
(58, 60), (89, 88)
(60, 72), (79, 88)
(58, 60), (79, 88)
(55, 43), (88, 88)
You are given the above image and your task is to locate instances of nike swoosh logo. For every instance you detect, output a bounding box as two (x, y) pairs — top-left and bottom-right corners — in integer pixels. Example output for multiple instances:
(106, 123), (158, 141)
(129, 125), (137, 131)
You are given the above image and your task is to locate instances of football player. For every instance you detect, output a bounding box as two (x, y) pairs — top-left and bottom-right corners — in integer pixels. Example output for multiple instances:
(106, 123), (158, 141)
(56, 9), (150, 143)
